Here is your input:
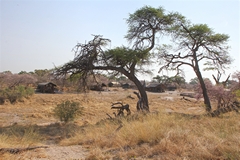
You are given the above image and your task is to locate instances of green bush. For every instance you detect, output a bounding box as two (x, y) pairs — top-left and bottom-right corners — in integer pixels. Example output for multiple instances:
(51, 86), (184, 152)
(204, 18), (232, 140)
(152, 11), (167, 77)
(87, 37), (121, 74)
(0, 85), (34, 104)
(53, 101), (83, 123)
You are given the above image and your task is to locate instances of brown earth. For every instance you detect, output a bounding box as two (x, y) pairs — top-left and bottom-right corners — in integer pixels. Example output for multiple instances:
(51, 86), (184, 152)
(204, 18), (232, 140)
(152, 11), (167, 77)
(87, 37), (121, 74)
(0, 88), (204, 159)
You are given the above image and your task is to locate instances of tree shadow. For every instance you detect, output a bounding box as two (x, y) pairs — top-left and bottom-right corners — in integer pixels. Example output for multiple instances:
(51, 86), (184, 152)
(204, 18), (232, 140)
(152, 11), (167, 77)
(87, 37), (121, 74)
(0, 122), (83, 145)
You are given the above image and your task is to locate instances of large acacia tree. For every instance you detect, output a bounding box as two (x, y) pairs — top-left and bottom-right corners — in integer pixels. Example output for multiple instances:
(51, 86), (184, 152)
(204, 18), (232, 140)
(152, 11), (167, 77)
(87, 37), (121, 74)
(54, 35), (152, 111)
(54, 6), (179, 112)
(158, 24), (232, 112)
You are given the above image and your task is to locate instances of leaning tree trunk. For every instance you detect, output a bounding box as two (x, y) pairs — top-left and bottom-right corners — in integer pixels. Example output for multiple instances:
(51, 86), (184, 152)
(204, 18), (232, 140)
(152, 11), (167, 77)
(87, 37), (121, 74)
(93, 66), (149, 111)
(195, 67), (212, 112)
(129, 75), (149, 112)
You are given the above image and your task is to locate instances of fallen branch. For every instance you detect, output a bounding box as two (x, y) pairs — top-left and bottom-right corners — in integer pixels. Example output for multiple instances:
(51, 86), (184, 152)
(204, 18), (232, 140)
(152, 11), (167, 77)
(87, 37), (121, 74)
(114, 124), (123, 132)
(181, 96), (191, 102)
(209, 101), (239, 117)
(111, 102), (131, 116)
(167, 101), (240, 118)
(106, 113), (114, 119)
(0, 146), (48, 154)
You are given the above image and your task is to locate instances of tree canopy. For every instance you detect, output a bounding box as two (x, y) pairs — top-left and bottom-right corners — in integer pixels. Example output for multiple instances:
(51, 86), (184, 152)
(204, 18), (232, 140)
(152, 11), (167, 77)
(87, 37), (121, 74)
(126, 6), (184, 51)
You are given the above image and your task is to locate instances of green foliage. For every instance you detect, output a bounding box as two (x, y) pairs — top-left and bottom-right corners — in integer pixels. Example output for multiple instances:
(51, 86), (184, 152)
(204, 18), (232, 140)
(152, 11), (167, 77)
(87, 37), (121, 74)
(153, 75), (170, 84)
(18, 71), (28, 74)
(0, 85), (34, 104)
(128, 6), (165, 21)
(126, 5), (185, 46)
(189, 77), (199, 85)
(171, 75), (186, 85)
(53, 101), (83, 123)
(153, 75), (185, 86)
(234, 89), (240, 98)
(34, 69), (49, 77)
(69, 73), (82, 82)
(105, 47), (150, 67)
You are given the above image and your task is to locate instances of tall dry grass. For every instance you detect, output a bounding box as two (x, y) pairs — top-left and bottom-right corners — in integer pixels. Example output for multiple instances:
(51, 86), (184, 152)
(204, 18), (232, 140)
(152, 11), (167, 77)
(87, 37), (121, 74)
(0, 125), (42, 148)
(60, 111), (240, 159)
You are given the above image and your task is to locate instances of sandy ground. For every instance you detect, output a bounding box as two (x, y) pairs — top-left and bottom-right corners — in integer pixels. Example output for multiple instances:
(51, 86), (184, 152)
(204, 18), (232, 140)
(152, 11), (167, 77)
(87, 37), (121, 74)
(0, 89), (204, 159)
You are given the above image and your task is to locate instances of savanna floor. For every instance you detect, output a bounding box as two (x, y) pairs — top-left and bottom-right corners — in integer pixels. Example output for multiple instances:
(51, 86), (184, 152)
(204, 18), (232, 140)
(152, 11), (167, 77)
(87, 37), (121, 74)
(0, 88), (239, 159)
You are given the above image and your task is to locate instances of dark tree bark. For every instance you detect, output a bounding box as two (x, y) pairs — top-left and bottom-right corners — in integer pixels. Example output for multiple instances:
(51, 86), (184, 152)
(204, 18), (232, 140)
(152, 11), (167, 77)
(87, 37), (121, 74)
(94, 66), (149, 111)
(194, 65), (211, 111)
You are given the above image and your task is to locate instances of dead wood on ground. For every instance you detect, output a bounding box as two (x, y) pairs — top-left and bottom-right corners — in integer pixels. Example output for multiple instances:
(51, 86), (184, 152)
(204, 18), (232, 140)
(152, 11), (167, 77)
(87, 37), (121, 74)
(0, 146), (48, 154)
(111, 102), (131, 117)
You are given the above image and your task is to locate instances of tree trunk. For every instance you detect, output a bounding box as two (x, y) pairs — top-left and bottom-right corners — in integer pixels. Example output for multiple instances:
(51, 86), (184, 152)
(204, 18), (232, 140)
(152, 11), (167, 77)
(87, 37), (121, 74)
(195, 68), (212, 112)
(129, 75), (149, 112)
(92, 66), (149, 111)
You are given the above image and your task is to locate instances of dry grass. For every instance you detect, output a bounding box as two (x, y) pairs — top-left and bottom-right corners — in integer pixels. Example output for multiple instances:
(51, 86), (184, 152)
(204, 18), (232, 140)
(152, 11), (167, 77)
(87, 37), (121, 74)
(60, 111), (240, 159)
(0, 125), (42, 148)
(0, 89), (239, 159)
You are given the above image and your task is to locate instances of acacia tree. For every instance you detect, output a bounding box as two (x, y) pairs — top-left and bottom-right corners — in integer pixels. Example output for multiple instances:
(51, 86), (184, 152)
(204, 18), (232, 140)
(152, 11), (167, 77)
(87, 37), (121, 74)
(54, 6), (178, 112)
(158, 23), (232, 112)
(54, 35), (152, 111)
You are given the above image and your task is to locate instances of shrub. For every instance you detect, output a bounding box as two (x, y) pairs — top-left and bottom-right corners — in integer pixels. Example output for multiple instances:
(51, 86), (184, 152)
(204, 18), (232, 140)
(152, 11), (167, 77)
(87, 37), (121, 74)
(53, 101), (83, 123)
(0, 85), (34, 104)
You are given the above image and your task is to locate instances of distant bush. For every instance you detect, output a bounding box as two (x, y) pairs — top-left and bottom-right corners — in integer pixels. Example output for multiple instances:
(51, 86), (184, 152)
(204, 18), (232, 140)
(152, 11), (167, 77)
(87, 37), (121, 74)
(0, 85), (34, 104)
(53, 101), (83, 123)
(234, 89), (240, 98)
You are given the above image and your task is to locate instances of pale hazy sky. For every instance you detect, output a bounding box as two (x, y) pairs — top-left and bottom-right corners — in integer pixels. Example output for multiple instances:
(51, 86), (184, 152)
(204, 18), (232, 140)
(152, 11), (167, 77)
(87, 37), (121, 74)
(0, 0), (239, 82)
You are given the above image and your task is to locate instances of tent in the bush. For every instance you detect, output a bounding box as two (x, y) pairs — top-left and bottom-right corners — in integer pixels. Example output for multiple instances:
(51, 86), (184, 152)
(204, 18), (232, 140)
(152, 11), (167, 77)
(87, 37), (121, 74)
(36, 82), (57, 93)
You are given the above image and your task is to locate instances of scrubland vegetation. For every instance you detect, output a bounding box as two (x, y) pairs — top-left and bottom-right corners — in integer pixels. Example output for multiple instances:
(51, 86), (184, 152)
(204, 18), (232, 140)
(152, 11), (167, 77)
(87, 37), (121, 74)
(0, 70), (239, 159)
(0, 90), (239, 159)
(0, 85), (34, 104)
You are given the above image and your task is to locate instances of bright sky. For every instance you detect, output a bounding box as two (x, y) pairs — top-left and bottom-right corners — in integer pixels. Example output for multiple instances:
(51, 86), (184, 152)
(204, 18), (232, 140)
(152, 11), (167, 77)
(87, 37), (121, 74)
(0, 0), (239, 82)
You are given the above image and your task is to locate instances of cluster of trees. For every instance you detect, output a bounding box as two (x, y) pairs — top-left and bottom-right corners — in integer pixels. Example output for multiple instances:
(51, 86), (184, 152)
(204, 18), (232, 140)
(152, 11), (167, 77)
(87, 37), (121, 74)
(0, 69), (53, 88)
(153, 75), (186, 89)
(54, 6), (235, 113)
